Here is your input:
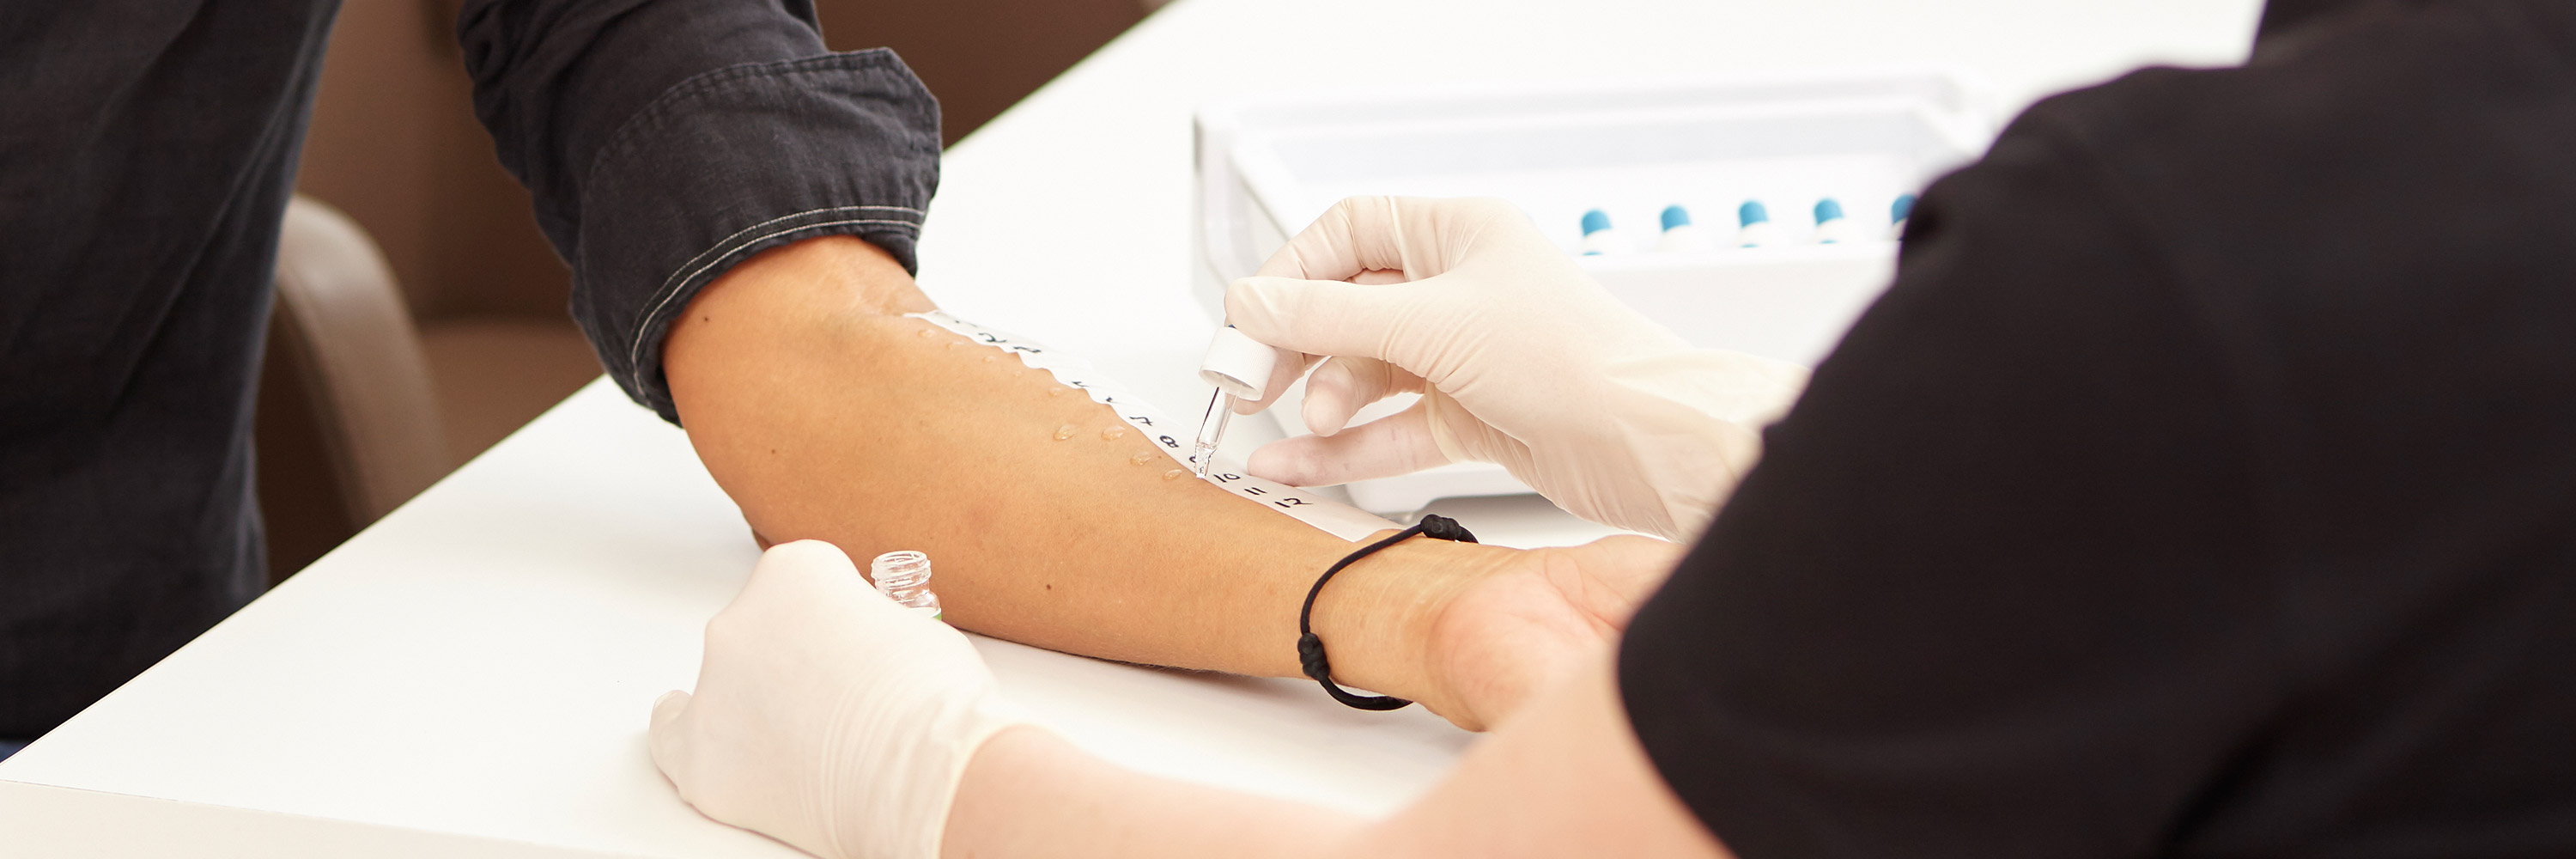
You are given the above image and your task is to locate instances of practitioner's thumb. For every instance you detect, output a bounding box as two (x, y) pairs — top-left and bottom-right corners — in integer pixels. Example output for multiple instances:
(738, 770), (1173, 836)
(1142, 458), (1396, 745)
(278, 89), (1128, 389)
(648, 690), (697, 792)
(1225, 275), (1421, 367)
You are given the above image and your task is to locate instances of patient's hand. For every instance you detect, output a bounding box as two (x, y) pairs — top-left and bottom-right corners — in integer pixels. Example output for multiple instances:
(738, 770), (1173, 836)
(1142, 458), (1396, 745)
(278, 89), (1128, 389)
(1395, 536), (1681, 730)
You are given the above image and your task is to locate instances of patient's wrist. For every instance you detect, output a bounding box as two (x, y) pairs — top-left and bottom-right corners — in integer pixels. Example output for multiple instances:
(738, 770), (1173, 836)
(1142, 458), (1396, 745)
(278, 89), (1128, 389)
(1302, 535), (1495, 720)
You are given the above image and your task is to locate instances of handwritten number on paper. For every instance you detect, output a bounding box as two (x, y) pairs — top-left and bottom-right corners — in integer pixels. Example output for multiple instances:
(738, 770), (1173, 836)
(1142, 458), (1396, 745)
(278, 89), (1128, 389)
(1273, 497), (1310, 509)
(1158, 435), (1180, 448)
(1242, 486), (1267, 497)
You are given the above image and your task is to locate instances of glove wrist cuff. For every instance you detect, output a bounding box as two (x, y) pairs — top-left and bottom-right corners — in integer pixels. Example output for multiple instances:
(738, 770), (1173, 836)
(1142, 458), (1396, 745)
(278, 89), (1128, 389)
(824, 670), (1035, 859)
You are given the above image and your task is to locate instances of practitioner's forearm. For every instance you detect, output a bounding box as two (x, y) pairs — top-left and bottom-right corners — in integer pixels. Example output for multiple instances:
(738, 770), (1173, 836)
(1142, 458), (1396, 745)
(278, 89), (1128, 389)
(941, 726), (1362, 859)
(936, 655), (1729, 859)
(661, 236), (1491, 707)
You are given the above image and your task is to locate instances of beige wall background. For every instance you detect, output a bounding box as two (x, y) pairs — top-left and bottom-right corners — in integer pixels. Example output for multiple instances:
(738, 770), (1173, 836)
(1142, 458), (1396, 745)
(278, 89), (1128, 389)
(264, 0), (1153, 578)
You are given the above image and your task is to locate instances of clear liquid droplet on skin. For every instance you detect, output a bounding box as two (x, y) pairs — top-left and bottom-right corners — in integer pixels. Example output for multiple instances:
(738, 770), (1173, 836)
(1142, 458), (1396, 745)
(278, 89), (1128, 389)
(1100, 427), (1126, 441)
(1054, 424), (1078, 441)
(1163, 468), (1187, 481)
(1129, 451), (1155, 466)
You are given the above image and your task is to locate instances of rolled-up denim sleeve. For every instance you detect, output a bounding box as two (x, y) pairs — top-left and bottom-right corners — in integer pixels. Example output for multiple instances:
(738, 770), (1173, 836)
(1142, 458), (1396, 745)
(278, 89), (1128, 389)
(459, 0), (939, 423)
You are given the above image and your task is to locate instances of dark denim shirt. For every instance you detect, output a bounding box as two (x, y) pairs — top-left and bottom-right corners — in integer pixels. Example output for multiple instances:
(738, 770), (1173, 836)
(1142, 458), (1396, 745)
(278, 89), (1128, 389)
(0, 0), (939, 735)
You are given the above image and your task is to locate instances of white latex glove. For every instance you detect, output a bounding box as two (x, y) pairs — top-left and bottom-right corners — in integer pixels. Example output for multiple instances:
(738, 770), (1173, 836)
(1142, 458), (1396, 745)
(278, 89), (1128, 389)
(1228, 196), (1809, 541)
(649, 540), (1029, 859)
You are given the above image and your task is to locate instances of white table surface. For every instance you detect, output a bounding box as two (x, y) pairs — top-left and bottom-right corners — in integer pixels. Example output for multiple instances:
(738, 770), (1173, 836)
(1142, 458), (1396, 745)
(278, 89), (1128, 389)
(0, 0), (2261, 854)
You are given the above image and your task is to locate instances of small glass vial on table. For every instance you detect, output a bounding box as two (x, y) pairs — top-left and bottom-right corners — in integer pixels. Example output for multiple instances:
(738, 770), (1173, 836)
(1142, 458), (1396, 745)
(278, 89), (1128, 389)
(869, 550), (942, 620)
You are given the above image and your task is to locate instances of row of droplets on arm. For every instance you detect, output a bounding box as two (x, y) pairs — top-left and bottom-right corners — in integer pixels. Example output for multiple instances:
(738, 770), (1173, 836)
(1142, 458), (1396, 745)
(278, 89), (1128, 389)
(915, 325), (1194, 482)
(873, 321), (1218, 618)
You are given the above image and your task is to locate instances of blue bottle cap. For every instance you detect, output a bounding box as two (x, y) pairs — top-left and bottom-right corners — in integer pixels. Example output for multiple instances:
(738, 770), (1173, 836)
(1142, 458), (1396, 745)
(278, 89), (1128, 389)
(1890, 193), (1917, 223)
(1581, 209), (1613, 235)
(1737, 200), (1770, 227)
(1813, 198), (1845, 223)
(1659, 204), (1692, 231)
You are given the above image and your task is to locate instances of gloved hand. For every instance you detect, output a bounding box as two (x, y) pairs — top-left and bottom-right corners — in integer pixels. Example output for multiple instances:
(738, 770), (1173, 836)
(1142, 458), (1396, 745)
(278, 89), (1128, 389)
(648, 540), (1030, 859)
(1228, 196), (1809, 541)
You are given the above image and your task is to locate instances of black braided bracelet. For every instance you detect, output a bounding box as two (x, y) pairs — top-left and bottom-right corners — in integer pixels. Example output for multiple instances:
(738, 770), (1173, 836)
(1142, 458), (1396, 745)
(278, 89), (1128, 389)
(1296, 514), (1479, 710)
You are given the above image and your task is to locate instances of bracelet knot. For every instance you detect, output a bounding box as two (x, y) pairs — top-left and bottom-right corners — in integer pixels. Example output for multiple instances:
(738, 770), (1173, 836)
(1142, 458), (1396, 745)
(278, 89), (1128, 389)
(1296, 632), (1331, 683)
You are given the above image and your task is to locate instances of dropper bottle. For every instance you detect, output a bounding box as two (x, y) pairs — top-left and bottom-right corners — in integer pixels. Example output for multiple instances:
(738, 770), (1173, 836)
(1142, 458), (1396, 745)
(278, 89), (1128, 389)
(1190, 325), (1279, 477)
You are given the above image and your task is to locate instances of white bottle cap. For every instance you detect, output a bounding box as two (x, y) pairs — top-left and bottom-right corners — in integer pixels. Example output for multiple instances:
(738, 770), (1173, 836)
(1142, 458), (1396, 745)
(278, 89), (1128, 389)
(1736, 221), (1783, 247)
(1578, 228), (1627, 256)
(1813, 217), (1864, 245)
(1198, 326), (1279, 400)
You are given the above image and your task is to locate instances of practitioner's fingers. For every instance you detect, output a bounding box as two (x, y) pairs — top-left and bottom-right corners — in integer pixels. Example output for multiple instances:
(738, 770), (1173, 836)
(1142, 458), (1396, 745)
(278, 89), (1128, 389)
(1253, 196), (1423, 282)
(1236, 350), (1318, 415)
(1230, 267), (1414, 416)
(1246, 399), (1451, 487)
(1227, 274), (1435, 370)
(1301, 356), (1425, 436)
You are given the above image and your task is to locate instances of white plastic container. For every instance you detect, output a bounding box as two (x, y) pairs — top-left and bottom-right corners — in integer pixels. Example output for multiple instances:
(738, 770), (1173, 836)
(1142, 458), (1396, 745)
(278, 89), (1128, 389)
(1194, 70), (1996, 514)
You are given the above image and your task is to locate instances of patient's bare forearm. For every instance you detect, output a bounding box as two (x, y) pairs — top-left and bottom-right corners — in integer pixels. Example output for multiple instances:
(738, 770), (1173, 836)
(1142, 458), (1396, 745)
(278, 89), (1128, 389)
(661, 235), (1505, 710)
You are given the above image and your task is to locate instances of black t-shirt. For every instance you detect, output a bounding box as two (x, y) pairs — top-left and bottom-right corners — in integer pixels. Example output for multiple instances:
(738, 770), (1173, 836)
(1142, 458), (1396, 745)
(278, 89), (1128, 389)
(1618, 2), (2576, 856)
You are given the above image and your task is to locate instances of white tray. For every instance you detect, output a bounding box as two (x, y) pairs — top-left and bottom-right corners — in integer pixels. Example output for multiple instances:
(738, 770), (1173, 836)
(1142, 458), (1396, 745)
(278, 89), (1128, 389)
(1193, 70), (1996, 514)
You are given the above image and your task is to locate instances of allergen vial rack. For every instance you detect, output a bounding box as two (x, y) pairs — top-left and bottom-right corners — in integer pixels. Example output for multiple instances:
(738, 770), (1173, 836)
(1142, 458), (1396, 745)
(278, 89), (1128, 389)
(1191, 69), (1996, 514)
